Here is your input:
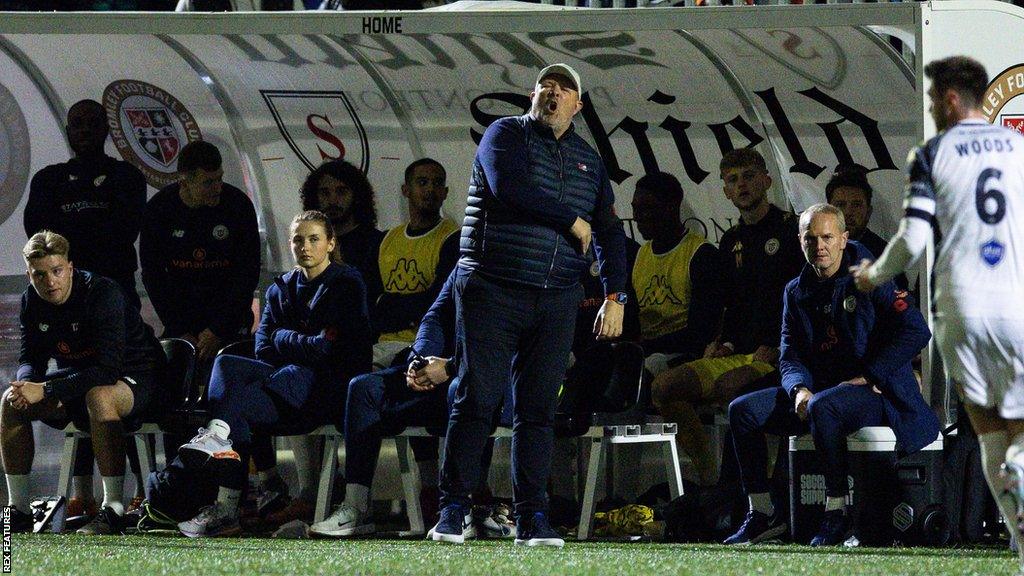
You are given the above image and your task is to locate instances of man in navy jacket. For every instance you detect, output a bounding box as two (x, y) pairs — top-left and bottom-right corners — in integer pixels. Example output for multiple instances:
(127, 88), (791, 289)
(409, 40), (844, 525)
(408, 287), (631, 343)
(434, 63), (627, 547)
(723, 204), (938, 547)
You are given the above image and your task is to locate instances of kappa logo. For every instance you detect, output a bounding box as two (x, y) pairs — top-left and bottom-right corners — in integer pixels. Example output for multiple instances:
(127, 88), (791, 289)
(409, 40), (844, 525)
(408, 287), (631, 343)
(194, 248), (207, 262)
(639, 276), (683, 307)
(384, 258), (429, 293)
(0, 82), (31, 225)
(103, 79), (203, 189)
(261, 90), (369, 173)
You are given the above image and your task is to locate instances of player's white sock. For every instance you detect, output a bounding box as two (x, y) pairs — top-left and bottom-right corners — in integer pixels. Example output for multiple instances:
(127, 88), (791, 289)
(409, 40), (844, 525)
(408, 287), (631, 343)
(978, 431), (1024, 563)
(290, 435), (319, 502)
(748, 492), (773, 515)
(217, 487), (241, 518)
(417, 459), (439, 489)
(345, 483), (371, 514)
(73, 474), (94, 502)
(6, 474), (30, 513)
(824, 496), (846, 513)
(101, 475), (125, 516)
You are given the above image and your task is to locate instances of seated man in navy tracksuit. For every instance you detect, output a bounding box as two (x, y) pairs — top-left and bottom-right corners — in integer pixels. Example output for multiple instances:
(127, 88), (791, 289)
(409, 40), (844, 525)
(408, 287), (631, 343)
(2, 231), (163, 535)
(310, 271), (456, 538)
(310, 270), (514, 539)
(723, 204), (938, 547)
(175, 211), (372, 537)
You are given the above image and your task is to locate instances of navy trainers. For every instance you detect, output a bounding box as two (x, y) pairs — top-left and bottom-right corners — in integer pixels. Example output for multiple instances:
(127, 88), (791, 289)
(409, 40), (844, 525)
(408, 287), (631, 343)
(430, 504), (471, 544)
(514, 512), (564, 548)
(722, 509), (787, 545)
(810, 508), (850, 546)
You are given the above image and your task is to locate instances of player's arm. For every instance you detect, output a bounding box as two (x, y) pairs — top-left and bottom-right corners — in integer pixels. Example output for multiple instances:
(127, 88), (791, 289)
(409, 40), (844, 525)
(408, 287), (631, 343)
(209, 195), (261, 339)
(139, 202), (185, 335)
(16, 296), (49, 382)
(24, 168), (58, 237)
(779, 283), (812, 399)
(109, 166), (148, 247)
(860, 146), (936, 288)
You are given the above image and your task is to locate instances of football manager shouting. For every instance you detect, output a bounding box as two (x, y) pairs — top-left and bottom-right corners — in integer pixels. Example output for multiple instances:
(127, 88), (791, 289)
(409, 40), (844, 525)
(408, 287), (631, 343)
(431, 63), (627, 547)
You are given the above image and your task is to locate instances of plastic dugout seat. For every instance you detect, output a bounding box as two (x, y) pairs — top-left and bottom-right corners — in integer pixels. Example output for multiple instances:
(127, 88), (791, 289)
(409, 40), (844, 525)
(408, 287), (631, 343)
(556, 341), (685, 540)
(56, 338), (198, 501)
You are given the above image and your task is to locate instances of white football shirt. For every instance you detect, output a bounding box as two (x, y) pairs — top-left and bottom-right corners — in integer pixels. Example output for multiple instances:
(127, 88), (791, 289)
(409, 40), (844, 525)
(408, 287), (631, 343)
(870, 119), (1024, 319)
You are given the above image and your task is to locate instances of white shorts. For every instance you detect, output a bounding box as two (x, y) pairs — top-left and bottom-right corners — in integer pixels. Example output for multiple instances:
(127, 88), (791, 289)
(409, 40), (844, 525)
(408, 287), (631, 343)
(936, 315), (1024, 419)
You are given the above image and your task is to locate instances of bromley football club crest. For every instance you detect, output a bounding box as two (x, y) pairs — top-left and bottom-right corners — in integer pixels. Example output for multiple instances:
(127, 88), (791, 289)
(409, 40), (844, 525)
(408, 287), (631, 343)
(103, 79), (203, 189)
(261, 90), (369, 173)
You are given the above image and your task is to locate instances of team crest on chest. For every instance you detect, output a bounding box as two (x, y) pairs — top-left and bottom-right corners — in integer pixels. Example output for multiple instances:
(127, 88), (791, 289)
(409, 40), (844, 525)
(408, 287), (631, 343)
(213, 224), (229, 240)
(590, 260), (600, 277)
(764, 238), (780, 256)
(843, 295), (857, 312)
(981, 239), (1004, 267)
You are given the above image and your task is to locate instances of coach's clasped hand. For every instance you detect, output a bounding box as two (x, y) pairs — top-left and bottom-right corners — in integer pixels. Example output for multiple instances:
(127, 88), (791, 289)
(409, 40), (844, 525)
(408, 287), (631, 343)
(406, 357), (449, 392)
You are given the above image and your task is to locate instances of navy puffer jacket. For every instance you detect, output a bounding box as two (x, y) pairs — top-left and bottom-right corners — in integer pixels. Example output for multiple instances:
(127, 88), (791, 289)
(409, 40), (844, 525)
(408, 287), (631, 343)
(459, 114), (626, 293)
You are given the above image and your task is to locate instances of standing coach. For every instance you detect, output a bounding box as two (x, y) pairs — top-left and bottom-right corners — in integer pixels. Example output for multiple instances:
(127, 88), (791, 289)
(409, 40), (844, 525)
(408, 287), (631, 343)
(431, 63), (627, 547)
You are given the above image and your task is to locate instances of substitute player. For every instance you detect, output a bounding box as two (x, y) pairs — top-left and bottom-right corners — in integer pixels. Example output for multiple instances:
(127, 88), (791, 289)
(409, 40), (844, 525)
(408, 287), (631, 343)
(852, 55), (1024, 571)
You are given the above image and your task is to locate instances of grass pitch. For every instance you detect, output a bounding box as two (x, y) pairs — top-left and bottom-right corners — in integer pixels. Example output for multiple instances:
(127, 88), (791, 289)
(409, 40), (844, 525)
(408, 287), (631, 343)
(8, 535), (1016, 576)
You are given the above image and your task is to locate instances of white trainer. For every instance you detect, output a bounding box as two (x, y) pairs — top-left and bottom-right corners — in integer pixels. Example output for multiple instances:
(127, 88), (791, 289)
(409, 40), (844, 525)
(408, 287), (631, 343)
(310, 503), (376, 537)
(178, 427), (239, 468)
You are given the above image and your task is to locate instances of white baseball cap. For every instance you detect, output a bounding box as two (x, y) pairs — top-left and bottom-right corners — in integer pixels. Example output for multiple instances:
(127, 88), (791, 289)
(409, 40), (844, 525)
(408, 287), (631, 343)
(536, 63), (582, 94)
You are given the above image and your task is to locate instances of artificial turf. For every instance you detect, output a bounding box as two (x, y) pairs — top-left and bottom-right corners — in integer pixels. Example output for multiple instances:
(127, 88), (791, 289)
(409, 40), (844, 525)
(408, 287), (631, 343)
(7, 535), (1017, 576)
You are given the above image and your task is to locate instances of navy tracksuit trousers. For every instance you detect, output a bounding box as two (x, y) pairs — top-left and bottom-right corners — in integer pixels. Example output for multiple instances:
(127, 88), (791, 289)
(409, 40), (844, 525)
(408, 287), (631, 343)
(440, 270), (581, 516)
(729, 383), (888, 498)
(344, 365), (448, 487)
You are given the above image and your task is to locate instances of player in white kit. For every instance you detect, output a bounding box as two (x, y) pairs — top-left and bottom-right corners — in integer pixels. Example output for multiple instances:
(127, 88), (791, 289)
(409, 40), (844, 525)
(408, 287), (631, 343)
(852, 56), (1024, 571)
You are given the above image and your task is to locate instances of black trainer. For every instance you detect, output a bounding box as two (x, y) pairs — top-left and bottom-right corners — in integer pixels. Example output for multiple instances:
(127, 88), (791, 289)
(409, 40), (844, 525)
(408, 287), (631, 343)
(722, 509), (787, 545)
(810, 508), (850, 546)
(514, 511), (564, 548)
(76, 506), (125, 535)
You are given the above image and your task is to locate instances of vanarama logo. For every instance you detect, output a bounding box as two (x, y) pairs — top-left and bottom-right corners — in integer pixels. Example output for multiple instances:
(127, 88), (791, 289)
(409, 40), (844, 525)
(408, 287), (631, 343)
(103, 79), (202, 189)
(982, 65), (1024, 132)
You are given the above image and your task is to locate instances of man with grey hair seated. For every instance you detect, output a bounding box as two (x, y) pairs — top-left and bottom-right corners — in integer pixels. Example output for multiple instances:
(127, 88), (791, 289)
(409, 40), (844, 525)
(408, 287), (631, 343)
(722, 203), (938, 547)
